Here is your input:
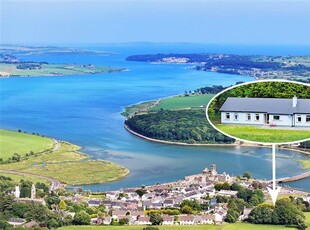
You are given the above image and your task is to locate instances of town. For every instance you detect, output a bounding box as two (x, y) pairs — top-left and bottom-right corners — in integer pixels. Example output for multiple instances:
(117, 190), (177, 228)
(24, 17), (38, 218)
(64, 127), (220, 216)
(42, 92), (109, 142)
(3, 164), (309, 229)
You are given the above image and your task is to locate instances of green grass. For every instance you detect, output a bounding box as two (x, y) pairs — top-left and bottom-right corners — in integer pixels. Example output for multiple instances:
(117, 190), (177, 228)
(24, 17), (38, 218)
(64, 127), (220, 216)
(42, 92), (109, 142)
(58, 213), (310, 230)
(0, 129), (54, 161)
(0, 172), (50, 185)
(0, 63), (122, 77)
(298, 155), (310, 169)
(152, 94), (214, 111)
(122, 101), (155, 117)
(0, 141), (129, 185)
(0, 130), (129, 185)
(59, 225), (220, 230)
(215, 125), (310, 143)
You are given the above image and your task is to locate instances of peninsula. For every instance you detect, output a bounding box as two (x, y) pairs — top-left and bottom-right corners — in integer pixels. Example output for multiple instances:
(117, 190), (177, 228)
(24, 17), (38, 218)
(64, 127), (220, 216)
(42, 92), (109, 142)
(0, 45), (126, 77)
(126, 53), (310, 82)
(0, 129), (129, 186)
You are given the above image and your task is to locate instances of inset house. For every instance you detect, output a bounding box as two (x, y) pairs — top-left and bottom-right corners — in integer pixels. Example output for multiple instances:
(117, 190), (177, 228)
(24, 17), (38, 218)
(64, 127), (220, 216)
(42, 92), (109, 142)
(219, 96), (310, 127)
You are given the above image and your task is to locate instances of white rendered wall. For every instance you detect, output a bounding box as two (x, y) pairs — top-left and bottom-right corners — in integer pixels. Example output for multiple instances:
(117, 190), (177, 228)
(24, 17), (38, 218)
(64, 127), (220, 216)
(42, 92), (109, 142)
(221, 112), (265, 125)
(269, 114), (292, 127)
(294, 114), (310, 127)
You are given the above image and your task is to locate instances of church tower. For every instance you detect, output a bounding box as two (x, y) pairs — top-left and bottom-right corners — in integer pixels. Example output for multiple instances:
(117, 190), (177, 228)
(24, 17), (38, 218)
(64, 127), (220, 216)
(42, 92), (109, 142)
(15, 185), (20, 198)
(31, 184), (36, 199)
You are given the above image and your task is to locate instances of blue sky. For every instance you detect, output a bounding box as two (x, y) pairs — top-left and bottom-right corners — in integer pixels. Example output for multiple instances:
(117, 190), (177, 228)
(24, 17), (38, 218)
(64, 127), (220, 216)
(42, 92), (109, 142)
(1, 0), (309, 45)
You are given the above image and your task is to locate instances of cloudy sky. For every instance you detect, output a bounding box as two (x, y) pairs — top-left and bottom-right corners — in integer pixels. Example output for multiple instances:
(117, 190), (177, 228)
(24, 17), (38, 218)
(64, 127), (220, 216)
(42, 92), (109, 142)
(1, 0), (309, 45)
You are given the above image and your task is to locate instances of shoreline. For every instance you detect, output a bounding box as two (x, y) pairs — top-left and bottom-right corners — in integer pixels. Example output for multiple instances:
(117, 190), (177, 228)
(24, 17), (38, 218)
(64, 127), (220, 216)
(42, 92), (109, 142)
(0, 68), (128, 78)
(124, 124), (310, 156)
(0, 129), (130, 187)
(124, 124), (238, 147)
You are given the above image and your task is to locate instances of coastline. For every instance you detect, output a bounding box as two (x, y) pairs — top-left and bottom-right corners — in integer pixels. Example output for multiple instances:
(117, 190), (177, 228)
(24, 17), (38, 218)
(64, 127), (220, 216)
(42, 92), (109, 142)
(124, 124), (310, 156)
(0, 129), (130, 187)
(0, 68), (128, 78)
(124, 124), (238, 147)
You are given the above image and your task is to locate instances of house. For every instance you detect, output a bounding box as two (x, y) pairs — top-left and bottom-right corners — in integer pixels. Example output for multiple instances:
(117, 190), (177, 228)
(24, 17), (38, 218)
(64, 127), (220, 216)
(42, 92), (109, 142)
(162, 216), (174, 225)
(102, 217), (112, 225)
(8, 218), (25, 227)
(217, 190), (238, 197)
(112, 210), (128, 219)
(179, 215), (195, 225)
(130, 210), (144, 220)
(136, 216), (151, 225)
(220, 97), (310, 127)
(239, 207), (253, 220)
(199, 214), (215, 224)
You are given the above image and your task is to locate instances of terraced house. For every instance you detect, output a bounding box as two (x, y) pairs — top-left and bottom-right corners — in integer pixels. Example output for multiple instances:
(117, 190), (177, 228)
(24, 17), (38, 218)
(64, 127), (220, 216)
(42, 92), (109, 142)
(220, 96), (310, 127)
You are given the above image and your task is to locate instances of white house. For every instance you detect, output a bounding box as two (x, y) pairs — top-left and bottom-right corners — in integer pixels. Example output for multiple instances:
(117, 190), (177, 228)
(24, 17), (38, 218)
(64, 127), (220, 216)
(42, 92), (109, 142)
(162, 216), (174, 225)
(220, 96), (310, 127)
(179, 215), (195, 225)
(136, 216), (151, 225)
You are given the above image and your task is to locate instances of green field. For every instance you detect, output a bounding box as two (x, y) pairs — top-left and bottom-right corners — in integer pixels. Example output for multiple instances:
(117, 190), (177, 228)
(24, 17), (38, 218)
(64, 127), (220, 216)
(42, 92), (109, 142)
(0, 129), (54, 161)
(122, 101), (155, 117)
(216, 125), (310, 143)
(0, 63), (122, 77)
(152, 94), (214, 111)
(0, 141), (129, 185)
(0, 172), (50, 185)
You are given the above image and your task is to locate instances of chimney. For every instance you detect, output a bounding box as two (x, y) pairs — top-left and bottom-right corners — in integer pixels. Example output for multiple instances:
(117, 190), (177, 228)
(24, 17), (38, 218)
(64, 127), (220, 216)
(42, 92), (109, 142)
(292, 96), (298, 108)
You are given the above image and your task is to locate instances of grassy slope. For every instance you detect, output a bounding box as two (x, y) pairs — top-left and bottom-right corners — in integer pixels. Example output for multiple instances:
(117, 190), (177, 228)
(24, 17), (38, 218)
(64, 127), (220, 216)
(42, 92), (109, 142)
(0, 172), (50, 185)
(0, 129), (54, 161)
(0, 141), (129, 185)
(0, 63), (120, 77)
(152, 94), (214, 111)
(216, 125), (310, 143)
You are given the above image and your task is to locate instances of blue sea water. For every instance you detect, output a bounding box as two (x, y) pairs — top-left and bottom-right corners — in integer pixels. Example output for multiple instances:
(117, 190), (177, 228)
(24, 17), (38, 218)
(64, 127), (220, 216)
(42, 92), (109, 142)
(1, 43), (310, 192)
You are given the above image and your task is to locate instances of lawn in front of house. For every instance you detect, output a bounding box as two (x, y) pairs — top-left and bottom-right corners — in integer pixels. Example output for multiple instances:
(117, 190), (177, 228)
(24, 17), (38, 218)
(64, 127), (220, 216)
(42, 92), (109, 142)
(215, 124), (310, 143)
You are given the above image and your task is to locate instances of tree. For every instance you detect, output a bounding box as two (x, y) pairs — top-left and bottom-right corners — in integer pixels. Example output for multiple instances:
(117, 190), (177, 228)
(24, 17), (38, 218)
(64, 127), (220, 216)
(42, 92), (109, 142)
(0, 220), (12, 230)
(243, 172), (252, 179)
(135, 189), (147, 198)
(119, 218), (129, 225)
(59, 200), (67, 211)
(149, 212), (163, 225)
(180, 205), (194, 214)
(73, 211), (91, 225)
(63, 214), (73, 226)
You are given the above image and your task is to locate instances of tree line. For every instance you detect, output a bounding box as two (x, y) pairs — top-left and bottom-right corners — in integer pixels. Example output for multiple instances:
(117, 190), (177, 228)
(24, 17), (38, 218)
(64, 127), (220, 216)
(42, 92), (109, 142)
(125, 109), (233, 144)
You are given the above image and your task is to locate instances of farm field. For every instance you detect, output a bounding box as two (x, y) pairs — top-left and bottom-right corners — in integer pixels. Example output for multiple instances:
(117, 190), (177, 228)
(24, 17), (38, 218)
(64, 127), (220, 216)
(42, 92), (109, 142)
(0, 63), (122, 77)
(0, 129), (54, 161)
(152, 94), (215, 111)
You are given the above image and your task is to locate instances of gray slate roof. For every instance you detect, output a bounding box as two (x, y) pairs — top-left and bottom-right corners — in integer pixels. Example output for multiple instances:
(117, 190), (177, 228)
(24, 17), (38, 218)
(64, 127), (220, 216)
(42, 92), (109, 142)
(220, 97), (310, 114)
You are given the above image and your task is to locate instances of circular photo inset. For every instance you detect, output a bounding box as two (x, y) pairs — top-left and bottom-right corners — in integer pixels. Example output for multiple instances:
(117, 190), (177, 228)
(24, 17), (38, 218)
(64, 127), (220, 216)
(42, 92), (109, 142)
(206, 80), (310, 144)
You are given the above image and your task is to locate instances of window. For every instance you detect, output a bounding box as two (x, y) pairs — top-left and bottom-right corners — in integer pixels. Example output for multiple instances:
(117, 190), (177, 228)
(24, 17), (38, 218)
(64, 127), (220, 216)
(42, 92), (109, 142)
(255, 114), (260, 121)
(234, 113), (238, 120)
(306, 115), (310, 123)
(297, 115), (302, 123)
(246, 113), (251, 121)
(273, 115), (280, 121)
(225, 113), (230, 120)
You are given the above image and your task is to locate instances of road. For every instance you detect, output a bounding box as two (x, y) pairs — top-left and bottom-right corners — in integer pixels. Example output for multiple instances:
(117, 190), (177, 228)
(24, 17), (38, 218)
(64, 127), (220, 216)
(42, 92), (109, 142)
(0, 169), (63, 190)
(0, 139), (63, 191)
